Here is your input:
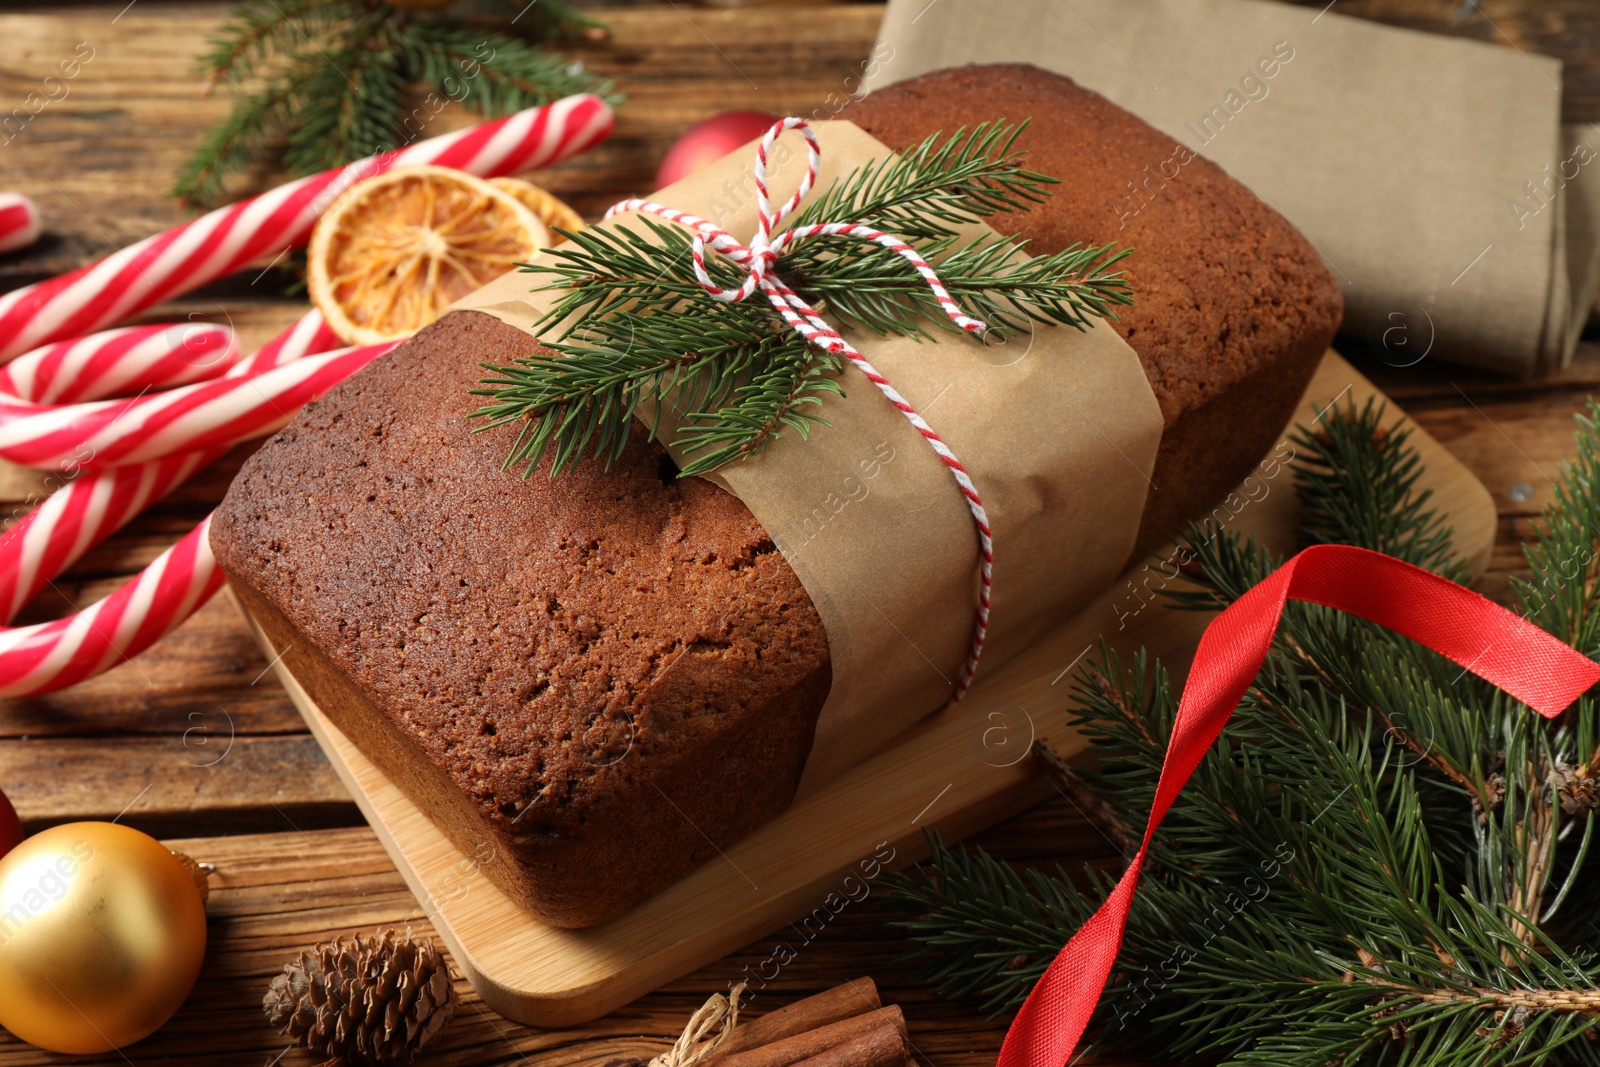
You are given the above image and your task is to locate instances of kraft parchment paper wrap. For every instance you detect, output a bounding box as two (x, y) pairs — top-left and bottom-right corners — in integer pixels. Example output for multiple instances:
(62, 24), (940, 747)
(868, 0), (1600, 377)
(453, 120), (1162, 791)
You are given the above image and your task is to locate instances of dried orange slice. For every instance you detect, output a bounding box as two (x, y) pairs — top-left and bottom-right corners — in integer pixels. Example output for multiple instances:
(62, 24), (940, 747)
(489, 178), (585, 241)
(308, 165), (550, 345)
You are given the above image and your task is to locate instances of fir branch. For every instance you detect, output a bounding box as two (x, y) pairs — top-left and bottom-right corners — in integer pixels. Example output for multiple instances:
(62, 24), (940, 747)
(196, 0), (348, 91)
(471, 301), (829, 476)
(787, 122), (1057, 241)
(282, 15), (407, 176)
(886, 401), (1600, 1066)
(394, 21), (616, 114)
(474, 123), (1133, 477)
(885, 831), (1095, 1016)
(1033, 739), (1141, 856)
(475, 0), (610, 42)
(1291, 398), (1461, 579)
(173, 69), (306, 208)
(671, 343), (845, 478)
(1513, 399), (1600, 658)
(1164, 400), (1459, 616)
(786, 233), (1132, 340)
(519, 218), (752, 327)
(177, 0), (613, 209)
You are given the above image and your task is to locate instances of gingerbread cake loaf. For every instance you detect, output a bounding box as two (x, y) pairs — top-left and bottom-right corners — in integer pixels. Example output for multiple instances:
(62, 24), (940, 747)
(212, 63), (1342, 928)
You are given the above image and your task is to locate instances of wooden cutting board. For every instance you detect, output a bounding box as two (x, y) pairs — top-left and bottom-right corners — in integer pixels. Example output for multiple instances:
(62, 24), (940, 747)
(234, 351), (1497, 1028)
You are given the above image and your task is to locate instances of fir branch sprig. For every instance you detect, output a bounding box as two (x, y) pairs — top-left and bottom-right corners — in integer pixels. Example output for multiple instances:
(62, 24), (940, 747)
(283, 12), (407, 177)
(1291, 400), (1462, 577)
(472, 299), (839, 479)
(176, 0), (616, 208)
(887, 400), (1600, 1066)
(1513, 404), (1600, 657)
(784, 233), (1132, 339)
(785, 121), (1055, 240)
(472, 122), (1134, 479)
(196, 0), (337, 92)
(475, 0), (609, 42)
(392, 21), (608, 119)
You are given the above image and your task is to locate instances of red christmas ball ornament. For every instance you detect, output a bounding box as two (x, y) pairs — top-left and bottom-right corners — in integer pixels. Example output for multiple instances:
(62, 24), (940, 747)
(0, 788), (19, 859)
(656, 111), (781, 190)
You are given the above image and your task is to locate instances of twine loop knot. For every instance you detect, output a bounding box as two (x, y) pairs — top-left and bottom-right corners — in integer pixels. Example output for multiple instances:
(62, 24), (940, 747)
(647, 983), (748, 1067)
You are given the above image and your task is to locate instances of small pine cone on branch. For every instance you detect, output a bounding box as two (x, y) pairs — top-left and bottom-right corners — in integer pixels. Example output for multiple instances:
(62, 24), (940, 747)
(264, 928), (456, 1066)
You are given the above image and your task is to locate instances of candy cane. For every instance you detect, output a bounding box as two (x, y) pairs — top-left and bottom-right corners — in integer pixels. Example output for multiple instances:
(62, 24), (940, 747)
(0, 93), (613, 361)
(0, 194), (41, 256)
(0, 320), (399, 695)
(0, 95), (614, 693)
(0, 450), (220, 629)
(0, 313), (334, 616)
(0, 518), (221, 695)
(0, 340), (392, 469)
(0, 322), (239, 404)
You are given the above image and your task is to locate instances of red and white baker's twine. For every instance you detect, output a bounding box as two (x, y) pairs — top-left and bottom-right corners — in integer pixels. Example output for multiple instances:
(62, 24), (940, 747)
(0, 95), (613, 694)
(606, 117), (994, 706)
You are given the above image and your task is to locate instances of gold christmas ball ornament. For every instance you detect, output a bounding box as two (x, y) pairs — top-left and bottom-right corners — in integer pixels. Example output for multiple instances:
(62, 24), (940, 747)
(0, 822), (208, 1054)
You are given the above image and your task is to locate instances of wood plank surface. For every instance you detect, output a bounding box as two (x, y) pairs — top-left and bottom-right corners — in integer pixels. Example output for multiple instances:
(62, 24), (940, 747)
(0, 1), (1594, 1065)
(0, 816), (1111, 1067)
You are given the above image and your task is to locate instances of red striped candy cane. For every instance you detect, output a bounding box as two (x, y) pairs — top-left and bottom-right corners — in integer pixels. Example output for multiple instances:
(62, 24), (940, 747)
(0, 312), (332, 620)
(0, 194), (41, 256)
(0, 93), (613, 361)
(0, 318), (397, 695)
(0, 518), (223, 696)
(0, 322), (239, 404)
(0, 95), (614, 693)
(0, 340), (391, 470)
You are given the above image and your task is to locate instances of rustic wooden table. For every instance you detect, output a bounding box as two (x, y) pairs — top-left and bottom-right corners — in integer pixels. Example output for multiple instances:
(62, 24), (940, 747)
(0, 1), (1595, 1064)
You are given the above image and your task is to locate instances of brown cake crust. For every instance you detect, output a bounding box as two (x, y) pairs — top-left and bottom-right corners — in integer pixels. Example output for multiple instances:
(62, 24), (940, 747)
(842, 64), (1343, 551)
(212, 310), (831, 927)
(213, 63), (1341, 928)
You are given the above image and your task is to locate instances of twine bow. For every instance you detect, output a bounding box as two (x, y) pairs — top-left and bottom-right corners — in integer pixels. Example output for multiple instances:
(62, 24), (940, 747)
(647, 983), (748, 1067)
(605, 117), (996, 705)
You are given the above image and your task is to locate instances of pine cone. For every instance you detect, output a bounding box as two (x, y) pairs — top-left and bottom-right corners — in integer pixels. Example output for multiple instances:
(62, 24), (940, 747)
(263, 928), (456, 1066)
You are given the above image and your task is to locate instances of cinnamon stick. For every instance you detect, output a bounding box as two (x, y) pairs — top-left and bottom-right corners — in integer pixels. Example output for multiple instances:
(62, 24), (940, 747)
(716, 1006), (906, 1067)
(788, 1022), (909, 1067)
(713, 978), (881, 1059)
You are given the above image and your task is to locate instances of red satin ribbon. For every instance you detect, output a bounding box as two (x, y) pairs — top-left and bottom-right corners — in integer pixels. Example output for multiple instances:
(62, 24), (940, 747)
(996, 543), (1600, 1067)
